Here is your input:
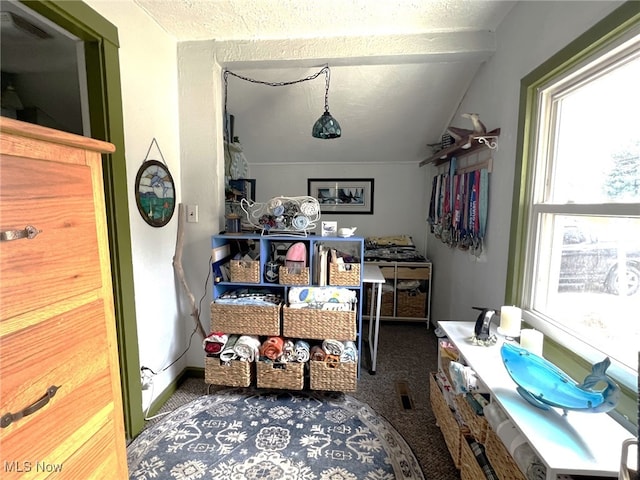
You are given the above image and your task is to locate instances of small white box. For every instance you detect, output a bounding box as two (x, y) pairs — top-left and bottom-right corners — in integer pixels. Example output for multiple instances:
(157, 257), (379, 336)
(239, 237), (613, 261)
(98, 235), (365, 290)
(321, 221), (337, 237)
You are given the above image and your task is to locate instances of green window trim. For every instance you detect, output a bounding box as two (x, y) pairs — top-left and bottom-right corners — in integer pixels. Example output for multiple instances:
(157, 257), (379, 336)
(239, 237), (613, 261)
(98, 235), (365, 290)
(507, 1), (640, 430)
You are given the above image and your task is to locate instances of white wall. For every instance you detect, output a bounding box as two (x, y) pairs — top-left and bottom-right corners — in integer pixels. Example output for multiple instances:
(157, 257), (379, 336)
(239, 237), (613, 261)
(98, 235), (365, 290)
(425, 0), (624, 324)
(248, 161), (430, 254)
(84, 0), (183, 411)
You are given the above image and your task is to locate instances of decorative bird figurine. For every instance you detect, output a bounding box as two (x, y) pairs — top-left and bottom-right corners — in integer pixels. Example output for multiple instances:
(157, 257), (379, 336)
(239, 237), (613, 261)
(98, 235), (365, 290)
(462, 113), (486, 135)
(447, 113), (487, 142)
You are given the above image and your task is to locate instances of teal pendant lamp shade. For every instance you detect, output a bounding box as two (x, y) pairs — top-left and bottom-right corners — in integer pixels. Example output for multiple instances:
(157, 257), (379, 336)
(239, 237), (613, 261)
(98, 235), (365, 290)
(312, 111), (341, 139)
(312, 66), (341, 139)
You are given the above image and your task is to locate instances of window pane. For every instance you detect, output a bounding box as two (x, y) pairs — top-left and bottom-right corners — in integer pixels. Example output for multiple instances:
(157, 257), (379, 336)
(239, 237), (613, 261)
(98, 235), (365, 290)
(532, 214), (640, 369)
(549, 54), (640, 204)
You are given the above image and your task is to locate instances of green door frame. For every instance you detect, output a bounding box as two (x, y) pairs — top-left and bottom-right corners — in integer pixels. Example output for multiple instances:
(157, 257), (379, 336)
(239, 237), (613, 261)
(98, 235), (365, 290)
(21, 0), (144, 439)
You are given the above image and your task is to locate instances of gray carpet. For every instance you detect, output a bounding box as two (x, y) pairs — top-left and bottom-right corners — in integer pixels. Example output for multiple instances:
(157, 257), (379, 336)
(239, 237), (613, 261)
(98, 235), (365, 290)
(139, 322), (460, 479)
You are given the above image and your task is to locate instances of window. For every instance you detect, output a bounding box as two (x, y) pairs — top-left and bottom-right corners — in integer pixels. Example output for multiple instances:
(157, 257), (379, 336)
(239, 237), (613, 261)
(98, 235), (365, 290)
(508, 5), (640, 427)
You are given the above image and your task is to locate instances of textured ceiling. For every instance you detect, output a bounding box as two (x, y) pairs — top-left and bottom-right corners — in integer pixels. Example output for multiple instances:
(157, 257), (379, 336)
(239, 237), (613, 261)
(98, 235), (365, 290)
(134, 0), (515, 42)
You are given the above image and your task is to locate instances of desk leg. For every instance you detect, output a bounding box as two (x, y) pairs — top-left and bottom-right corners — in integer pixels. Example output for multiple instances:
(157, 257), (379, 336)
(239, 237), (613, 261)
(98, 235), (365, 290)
(370, 283), (382, 374)
(368, 285), (375, 373)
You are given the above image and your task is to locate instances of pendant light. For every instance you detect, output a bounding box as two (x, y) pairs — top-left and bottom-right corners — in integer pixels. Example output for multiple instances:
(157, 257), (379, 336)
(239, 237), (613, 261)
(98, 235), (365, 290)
(312, 66), (341, 139)
(224, 65), (341, 140)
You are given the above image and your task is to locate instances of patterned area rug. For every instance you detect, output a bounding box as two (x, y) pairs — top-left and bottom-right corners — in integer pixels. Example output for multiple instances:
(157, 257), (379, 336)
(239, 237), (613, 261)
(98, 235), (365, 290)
(127, 388), (425, 480)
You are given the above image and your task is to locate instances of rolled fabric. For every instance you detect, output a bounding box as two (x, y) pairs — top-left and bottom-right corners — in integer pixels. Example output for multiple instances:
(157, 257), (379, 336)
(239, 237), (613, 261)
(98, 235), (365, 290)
(294, 340), (310, 363)
(282, 339), (295, 362)
(234, 335), (261, 361)
(219, 335), (239, 363)
(260, 336), (285, 361)
(203, 331), (228, 356)
(325, 354), (341, 366)
(310, 345), (326, 361)
(340, 341), (357, 363)
(322, 339), (344, 357)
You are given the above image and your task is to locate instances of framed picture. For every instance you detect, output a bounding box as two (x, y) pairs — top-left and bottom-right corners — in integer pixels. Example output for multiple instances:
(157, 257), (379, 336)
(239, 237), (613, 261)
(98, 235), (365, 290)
(134, 160), (176, 227)
(307, 178), (374, 214)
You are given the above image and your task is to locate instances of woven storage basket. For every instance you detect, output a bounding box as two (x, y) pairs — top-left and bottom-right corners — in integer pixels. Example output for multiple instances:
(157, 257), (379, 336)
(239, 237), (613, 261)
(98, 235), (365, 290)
(455, 394), (489, 444)
(309, 360), (357, 392)
(282, 306), (356, 341)
(430, 374), (468, 469)
(484, 428), (527, 480)
(329, 263), (361, 286)
(204, 357), (252, 387)
(229, 259), (260, 283)
(256, 361), (304, 390)
(396, 290), (426, 317)
(460, 437), (488, 480)
(364, 286), (394, 317)
(210, 302), (281, 336)
(279, 266), (310, 285)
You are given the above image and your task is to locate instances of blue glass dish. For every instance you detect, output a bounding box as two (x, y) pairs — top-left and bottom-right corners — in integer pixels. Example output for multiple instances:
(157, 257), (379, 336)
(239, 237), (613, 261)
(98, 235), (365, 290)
(500, 342), (620, 414)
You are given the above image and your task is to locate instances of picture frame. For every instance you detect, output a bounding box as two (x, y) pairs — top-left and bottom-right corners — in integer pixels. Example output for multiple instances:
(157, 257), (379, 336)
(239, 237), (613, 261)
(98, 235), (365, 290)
(307, 178), (374, 214)
(134, 159), (176, 227)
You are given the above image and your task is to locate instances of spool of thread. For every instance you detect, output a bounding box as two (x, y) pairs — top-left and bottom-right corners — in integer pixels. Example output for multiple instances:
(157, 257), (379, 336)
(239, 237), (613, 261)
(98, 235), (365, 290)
(520, 328), (544, 356)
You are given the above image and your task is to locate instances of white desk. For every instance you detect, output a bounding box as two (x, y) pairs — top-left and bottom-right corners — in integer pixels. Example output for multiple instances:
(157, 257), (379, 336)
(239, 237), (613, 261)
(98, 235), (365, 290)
(438, 321), (634, 480)
(363, 264), (385, 374)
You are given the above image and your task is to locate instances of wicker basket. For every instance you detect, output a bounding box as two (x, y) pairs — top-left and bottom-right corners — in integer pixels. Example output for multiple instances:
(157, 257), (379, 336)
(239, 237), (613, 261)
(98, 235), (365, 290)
(256, 361), (304, 390)
(309, 360), (357, 392)
(484, 428), (527, 480)
(460, 437), (489, 480)
(282, 306), (356, 341)
(329, 263), (361, 286)
(396, 290), (426, 317)
(430, 373), (469, 468)
(229, 259), (260, 283)
(210, 302), (281, 336)
(204, 357), (252, 387)
(364, 286), (394, 317)
(455, 394), (489, 444)
(279, 266), (310, 285)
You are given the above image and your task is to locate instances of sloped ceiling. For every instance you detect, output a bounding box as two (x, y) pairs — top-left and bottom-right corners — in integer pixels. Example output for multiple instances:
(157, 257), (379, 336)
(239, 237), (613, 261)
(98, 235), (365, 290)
(134, 0), (516, 164)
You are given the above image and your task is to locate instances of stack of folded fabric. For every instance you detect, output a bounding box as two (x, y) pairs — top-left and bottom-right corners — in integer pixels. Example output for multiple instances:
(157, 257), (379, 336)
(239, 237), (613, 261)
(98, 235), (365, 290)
(214, 289), (282, 306)
(287, 286), (356, 311)
(259, 336), (310, 363)
(309, 339), (357, 363)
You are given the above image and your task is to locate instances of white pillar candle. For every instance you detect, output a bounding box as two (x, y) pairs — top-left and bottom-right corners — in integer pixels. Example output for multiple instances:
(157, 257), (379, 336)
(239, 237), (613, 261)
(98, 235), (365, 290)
(520, 328), (544, 356)
(499, 306), (522, 336)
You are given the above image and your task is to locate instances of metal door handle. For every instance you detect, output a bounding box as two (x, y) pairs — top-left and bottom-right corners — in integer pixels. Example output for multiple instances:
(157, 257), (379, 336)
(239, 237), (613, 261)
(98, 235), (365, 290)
(1, 385), (60, 428)
(0, 225), (42, 242)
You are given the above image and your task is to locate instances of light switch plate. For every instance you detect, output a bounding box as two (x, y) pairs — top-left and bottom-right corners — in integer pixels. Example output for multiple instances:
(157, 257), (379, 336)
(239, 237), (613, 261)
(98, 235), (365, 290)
(186, 205), (198, 223)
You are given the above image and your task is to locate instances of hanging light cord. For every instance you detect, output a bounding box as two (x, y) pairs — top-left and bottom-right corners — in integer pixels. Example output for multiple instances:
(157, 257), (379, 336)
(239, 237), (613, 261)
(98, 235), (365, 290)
(223, 65), (330, 118)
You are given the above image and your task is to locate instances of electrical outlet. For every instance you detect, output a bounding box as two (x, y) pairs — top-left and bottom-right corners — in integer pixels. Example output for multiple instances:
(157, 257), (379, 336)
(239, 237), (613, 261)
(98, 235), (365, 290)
(140, 367), (153, 390)
(186, 205), (199, 223)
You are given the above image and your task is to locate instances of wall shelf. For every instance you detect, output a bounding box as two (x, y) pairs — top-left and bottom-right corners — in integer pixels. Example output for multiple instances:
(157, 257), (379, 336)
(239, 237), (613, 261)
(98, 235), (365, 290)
(419, 128), (501, 167)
